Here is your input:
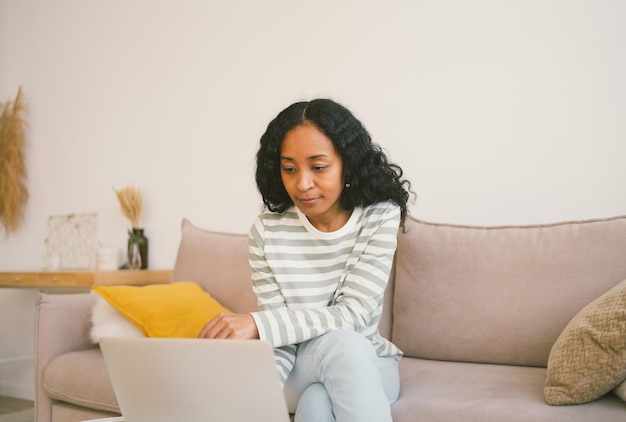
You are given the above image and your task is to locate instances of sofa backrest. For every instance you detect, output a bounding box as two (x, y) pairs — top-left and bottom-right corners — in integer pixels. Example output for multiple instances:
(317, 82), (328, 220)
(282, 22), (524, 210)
(391, 215), (626, 367)
(171, 218), (258, 313)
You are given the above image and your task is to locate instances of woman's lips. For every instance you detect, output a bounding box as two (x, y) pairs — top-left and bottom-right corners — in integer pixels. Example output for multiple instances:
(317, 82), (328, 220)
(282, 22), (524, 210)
(298, 197), (319, 206)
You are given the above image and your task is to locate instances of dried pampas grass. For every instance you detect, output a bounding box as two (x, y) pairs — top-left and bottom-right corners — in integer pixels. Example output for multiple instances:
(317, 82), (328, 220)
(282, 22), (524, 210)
(0, 87), (28, 236)
(114, 185), (143, 228)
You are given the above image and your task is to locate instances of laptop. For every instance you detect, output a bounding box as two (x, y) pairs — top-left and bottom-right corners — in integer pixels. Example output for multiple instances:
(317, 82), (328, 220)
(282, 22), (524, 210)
(98, 337), (290, 422)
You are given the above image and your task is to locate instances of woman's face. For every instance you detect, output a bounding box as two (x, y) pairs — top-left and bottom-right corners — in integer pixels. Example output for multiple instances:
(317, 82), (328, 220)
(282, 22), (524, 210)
(280, 124), (350, 232)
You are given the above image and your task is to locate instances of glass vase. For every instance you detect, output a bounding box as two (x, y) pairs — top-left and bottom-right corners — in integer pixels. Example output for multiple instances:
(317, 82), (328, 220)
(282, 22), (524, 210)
(128, 243), (142, 270)
(127, 228), (149, 269)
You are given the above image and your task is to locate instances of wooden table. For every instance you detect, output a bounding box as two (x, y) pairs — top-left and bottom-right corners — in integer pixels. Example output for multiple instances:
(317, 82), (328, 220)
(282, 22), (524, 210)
(0, 269), (172, 288)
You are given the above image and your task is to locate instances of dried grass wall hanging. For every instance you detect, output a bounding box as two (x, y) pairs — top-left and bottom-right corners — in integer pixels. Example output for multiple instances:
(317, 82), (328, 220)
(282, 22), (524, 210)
(0, 87), (28, 236)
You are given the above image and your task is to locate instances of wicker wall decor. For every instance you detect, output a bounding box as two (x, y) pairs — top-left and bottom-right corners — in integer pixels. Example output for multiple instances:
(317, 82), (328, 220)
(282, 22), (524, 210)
(45, 213), (98, 269)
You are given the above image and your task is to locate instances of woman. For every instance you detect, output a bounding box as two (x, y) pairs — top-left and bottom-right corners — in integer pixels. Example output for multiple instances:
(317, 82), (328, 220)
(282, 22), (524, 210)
(199, 98), (412, 421)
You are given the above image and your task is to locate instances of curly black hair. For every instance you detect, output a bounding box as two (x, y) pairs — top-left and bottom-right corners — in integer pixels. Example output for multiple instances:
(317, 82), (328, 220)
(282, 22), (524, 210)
(255, 98), (413, 228)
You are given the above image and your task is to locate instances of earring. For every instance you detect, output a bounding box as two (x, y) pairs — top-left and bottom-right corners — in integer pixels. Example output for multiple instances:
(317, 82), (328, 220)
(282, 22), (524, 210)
(345, 182), (351, 188)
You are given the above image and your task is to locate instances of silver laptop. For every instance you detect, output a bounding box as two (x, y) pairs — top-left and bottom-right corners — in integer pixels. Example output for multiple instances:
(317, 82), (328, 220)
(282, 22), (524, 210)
(99, 337), (289, 422)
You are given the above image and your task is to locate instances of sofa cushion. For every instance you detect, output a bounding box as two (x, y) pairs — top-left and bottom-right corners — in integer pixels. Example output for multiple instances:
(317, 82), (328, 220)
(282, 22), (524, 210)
(392, 215), (626, 367)
(170, 218), (258, 313)
(91, 282), (230, 340)
(44, 349), (119, 413)
(614, 380), (626, 401)
(544, 279), (626, 405)
(393, 358), (626, 422)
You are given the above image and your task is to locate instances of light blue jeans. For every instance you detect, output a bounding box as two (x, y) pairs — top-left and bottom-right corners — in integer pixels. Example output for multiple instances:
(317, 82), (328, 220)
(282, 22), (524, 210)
(283, 330), (400, 422)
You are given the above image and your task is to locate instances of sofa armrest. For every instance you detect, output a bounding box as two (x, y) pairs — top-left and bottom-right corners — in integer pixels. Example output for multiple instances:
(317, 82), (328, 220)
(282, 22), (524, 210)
(35, 293), (97, 422)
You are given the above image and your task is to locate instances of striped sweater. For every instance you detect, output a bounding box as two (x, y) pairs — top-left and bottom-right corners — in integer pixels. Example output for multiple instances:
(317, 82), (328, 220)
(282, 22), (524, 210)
(249, 201), (403, 384)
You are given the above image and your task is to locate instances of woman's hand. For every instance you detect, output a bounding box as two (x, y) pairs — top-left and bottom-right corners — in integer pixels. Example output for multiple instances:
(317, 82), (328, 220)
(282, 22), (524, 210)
(197, 312), (260, 340)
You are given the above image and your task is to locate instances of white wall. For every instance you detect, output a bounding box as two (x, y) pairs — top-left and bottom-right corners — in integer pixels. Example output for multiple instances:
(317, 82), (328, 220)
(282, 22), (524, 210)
(1, 0), (625, 399)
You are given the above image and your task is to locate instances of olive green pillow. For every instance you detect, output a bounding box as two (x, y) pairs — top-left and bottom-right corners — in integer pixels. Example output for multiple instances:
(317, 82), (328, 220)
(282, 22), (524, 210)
(545, 279), (626, 405)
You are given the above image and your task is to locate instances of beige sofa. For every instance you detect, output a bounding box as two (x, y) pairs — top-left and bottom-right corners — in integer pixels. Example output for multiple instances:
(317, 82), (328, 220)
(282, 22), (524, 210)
(35, 215), (626, 422)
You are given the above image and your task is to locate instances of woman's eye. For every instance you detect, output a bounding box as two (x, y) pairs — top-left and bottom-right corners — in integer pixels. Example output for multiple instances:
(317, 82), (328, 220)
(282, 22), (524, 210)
(313, 166), (327, 172)
(282, 167), (295, 173)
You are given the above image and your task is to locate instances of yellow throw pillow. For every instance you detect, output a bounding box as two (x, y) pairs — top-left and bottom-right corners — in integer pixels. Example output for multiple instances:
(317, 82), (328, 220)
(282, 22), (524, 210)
(544, 279), (626, 405)
(92, 281), (230, 338)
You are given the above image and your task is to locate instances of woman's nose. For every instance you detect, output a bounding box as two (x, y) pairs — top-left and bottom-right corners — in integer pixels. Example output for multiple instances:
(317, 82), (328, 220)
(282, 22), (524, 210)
(296, 171), (313, 191)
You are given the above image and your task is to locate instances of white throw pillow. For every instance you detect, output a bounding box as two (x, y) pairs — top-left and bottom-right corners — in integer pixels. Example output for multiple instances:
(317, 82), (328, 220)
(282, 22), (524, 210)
(89, 294), (144, 343)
